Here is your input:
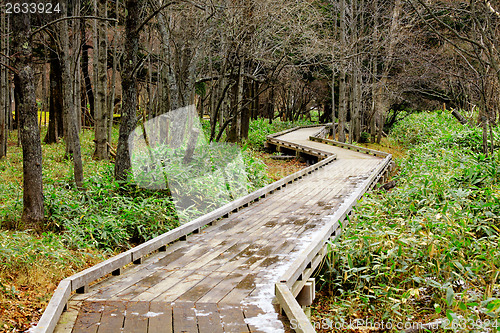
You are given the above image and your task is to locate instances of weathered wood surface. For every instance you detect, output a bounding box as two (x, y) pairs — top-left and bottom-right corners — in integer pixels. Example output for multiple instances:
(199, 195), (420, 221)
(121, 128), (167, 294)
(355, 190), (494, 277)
(46, 126), (389, 333)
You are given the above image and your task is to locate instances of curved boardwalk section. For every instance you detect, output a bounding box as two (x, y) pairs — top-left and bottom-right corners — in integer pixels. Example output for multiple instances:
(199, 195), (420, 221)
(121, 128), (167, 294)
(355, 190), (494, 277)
(43, 126), (390, 333)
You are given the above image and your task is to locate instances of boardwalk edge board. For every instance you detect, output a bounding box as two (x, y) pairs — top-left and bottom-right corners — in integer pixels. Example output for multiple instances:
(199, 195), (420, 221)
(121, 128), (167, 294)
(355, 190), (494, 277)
(309, 135), (391, 158)
(276, 283), (315, 333)
(34, 279), (71, 333)
(35, 129), (338, 333)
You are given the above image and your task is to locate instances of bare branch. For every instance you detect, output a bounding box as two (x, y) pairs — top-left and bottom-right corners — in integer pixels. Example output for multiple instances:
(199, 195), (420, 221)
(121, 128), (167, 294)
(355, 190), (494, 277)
(485, 0), (500, 17)
(0, 61), (18, 74)
(31, 16), (118, 37)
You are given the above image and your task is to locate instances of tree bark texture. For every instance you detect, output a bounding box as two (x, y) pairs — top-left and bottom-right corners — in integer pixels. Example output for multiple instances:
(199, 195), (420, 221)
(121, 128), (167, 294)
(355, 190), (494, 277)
(12, 12), (44, 228)
(94, 0), (109, 160)
(115, 0), (140, 182)
(0, 9), (8, 158)
(44, 53), (64, 144)
(60, 4), (84, 188)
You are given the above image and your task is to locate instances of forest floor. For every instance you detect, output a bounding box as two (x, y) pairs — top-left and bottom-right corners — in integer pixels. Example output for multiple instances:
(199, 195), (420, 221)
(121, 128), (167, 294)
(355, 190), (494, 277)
(0, 121), (308, 332)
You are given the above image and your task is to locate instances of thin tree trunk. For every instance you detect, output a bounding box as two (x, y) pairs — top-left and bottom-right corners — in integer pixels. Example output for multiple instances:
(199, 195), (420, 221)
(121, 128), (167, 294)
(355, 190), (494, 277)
(0, 8), (7, 158)
(338, 0), (347, 143)
(81, 22), (95, 122)
(12, 12), (44, 228)
(73, 1), (82, 133)
(374, 0), (401, 143)
(370, 0), (379, 141)
(60, 4), (84, 189)
(331, 72), (336, 139)
(44, 54), (64, 144)
(94, 0), (109, 160)
(108, 0), (119, 145)
(115, 0), (141, 182)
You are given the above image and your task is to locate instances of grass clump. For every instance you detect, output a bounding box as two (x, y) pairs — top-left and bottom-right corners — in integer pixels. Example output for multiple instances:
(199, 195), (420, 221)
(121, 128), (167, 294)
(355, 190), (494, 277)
(314, 112), (500, 331)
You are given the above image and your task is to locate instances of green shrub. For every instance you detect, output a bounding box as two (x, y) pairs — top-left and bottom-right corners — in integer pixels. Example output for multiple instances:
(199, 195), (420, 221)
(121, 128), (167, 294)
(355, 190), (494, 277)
(317, 112), (500, 328)
(246, 118), (315, 149)
(359, 131), (370, 143)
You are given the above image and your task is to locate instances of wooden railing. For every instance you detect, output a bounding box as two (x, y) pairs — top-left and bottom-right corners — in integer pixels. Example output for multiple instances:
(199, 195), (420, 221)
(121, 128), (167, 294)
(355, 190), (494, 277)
(266, 124), (334, 160)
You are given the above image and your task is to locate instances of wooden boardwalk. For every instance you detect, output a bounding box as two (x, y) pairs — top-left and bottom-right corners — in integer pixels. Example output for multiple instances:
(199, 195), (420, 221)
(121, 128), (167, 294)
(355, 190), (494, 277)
(42, 126), (391, 333)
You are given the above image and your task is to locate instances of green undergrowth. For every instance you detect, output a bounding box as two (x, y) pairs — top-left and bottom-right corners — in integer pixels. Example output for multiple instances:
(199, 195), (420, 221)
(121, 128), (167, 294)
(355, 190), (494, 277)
(314, 111), (500, 332)
(1, 127), (272, 252)
(246, 118), (315, 150)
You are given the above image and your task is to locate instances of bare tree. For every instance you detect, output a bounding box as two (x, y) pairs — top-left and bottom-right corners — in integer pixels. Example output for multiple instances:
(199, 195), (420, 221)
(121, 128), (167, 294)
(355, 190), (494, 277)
(59, 2), (84, 189)
(0, 7), (8, 158)
(94, 0), (109, 160)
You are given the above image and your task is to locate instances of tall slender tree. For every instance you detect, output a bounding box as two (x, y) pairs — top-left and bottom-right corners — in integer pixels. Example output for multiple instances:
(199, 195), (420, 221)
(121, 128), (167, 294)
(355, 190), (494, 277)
(94, 0), (109, 160)
(0, 8), (8, 158)
(11, 11), (44, 228)
(115, 0), (141, 181)
(60, 2), (84, 189)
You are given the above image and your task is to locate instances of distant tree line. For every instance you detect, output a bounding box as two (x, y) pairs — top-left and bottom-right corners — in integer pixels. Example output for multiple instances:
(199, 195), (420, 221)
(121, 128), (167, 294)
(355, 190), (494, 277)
(0, 0), (498, 229)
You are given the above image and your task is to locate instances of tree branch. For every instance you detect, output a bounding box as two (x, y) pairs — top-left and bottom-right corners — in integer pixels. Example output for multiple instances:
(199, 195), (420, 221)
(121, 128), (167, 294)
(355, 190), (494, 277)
(138, 0), (206, 34)
(0, 61), (18, 74)
(409, 0), (483, 61)
(31, 16), (118, 37)
(485, 0), (500, 17)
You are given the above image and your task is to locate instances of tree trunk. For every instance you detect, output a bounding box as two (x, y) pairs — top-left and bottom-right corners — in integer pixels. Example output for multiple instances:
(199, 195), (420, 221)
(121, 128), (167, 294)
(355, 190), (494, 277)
(0, 8), (8, 158)
(338, 0), (347, 143)
(60, 4), (84, 189)
(44, 54), (64, 144)
(108, 0), (119, 145)
(115, 0), (141, 182)
(81, 23), (95, 123)
(374, 0), (401, 142)
(12, 12), (44, 228)
(94, 0), (109, 160)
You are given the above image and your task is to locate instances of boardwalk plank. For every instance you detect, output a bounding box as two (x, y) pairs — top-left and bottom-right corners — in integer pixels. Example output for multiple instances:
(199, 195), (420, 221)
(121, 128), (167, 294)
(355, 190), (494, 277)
(97, 301), (126, 333)
(194, 303), (223, 333)
(72, 302), (103, 333)
(122, 301), (149, 333)
(52, 126), (387, 332)
(148, 301), (173, 333)
(219, 305), (250, 333)
(173, 302), (198, 333)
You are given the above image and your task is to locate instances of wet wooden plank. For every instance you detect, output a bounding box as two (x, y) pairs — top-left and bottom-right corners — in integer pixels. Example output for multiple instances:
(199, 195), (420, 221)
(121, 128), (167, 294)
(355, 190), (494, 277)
(219, 273), (258, 305)
(196, 272), (247, 304)
(153, 271), (209, 303)
(72, 302), (103, 333)
(175, 272), (228, 303)
(130, 269), (195, 302)
(110, 269), (178, 301)
(194, 303), (223, 333)
(173, 302), (198, 333)
(148, 302), (173, 333)
(77, 241), (188, 301)
(122, 301), (149, 333)
(219, 305), (250, 333)
(97, 301), (126, 333)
